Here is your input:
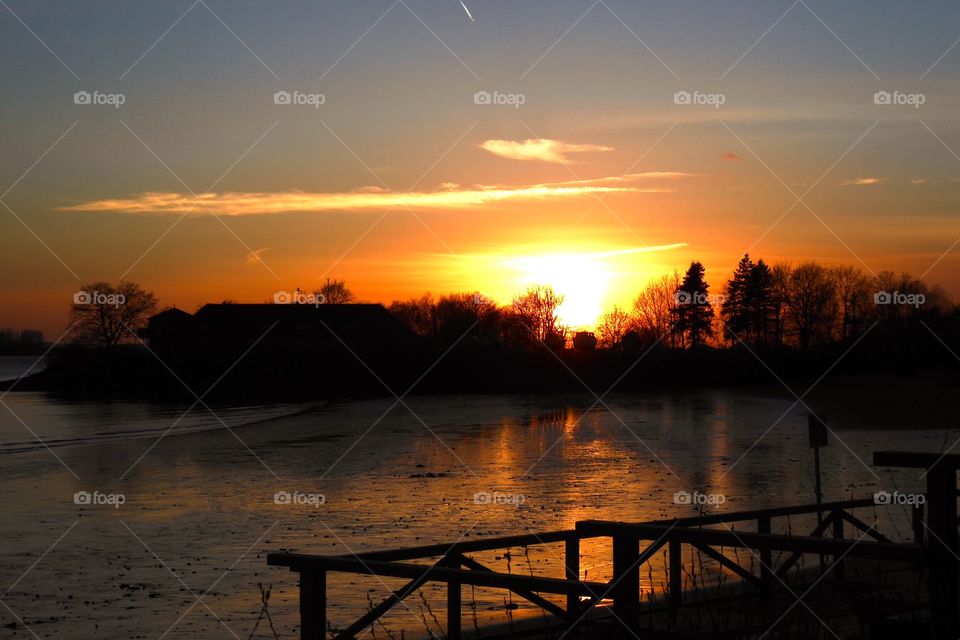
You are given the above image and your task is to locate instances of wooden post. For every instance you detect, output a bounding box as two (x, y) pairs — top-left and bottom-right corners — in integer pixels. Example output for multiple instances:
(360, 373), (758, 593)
(668, 539), (682, 609)
(612, 534), (640, 632)
(831, 510), (844, 580)
(912, 503), (924, 545)
(927, 465), (958, 639)
(445, 555), (461, 640)
(299, 570), (326, 640)
(874, 451), (960, 639)
(757, 515), (772, 595)
(808, 413), (828, 573)
(565, 536), (580, 617)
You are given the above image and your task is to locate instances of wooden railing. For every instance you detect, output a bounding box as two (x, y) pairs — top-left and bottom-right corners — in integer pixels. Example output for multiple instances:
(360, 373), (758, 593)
(268, 498), (928, 640)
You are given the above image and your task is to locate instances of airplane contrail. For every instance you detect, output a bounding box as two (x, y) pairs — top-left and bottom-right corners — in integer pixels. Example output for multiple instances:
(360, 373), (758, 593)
(459, 0), (475, 22)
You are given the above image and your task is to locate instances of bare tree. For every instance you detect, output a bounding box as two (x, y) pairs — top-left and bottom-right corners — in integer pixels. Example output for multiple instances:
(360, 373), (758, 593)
(315, 279), (354, 304)
(595, 305), (633, 348)
(511, 285), (564, 343)
(831, 265), (871, 341)
(872, 270), (946, 325)
(434, 293), (501, 343)
(785, 263), (836, 350)
(770, 262), (792, 348)
(70, 281), (158, 347)
(632, 272), (680, 347)
(389, 294), (436, 337)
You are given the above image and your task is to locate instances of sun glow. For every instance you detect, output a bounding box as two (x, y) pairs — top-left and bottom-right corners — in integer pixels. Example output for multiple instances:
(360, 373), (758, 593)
(505, 253), (613, 328)
(451, 244), (687, 330)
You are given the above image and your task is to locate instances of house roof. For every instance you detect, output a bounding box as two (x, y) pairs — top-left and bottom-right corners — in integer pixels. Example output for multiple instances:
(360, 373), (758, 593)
(148, 307), (194, 322)
(190, 303), (413, 338)
(192, 303), (396, 323)
(147, 303), (415, 345)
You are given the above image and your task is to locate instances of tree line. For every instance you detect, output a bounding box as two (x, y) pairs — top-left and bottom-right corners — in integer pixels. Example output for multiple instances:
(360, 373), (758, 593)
(601, 256), (949, 352)
(386, 255), (952, 354)
(0, 328), (45, 355)
(61, 263), (951, 356)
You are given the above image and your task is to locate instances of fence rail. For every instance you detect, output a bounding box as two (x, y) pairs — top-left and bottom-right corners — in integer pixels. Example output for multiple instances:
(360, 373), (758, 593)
(268, 497), (931, 640)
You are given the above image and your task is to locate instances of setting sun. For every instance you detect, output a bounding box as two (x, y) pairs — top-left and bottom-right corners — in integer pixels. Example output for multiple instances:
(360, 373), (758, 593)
(451, 244), (686, 329)
(505, 251), (617, 328)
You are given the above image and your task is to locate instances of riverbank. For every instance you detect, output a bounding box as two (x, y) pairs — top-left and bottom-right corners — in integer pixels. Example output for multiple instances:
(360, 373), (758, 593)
(5, 339), (959, 409)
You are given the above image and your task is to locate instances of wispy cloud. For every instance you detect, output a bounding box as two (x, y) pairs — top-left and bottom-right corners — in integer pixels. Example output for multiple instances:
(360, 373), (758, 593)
(546, 171), (700, 187)
(840, 177), (883, 186)
(479, 138), (613, 164)
(721, 151), (742, 161)
(910, 177), (928, 185)
(59, 174), (680, 216)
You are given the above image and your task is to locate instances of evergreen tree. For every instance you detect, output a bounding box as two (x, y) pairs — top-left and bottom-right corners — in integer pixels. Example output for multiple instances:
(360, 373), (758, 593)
(747, 259), (776, 346)
(721, 254), (778, 347)
(721, 254), (754, 343)
(675, 261), (714, 348)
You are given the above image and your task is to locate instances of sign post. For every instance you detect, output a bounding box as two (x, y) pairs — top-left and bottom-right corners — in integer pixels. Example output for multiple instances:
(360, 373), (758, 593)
(808, 413), (828, 570)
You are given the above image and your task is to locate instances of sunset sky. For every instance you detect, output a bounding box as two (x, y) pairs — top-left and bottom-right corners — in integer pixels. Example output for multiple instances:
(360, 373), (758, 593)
(2, 0), (960, 335)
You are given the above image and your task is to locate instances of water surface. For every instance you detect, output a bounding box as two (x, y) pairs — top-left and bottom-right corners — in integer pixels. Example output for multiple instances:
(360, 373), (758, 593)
(0, 390), (946, 638)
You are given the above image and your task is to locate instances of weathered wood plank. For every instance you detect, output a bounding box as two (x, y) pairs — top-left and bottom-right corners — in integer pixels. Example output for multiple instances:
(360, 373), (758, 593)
(270, 554), (608, 595)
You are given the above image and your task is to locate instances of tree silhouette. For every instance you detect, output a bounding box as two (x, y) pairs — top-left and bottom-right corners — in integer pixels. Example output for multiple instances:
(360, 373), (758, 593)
(632, 272), (680, 347)
(786, 263), (836, 350)
(434, 293), (501, 344)
(721, 254), (755, 343)
(0, 329), (45, 355)
(770, 262), (792, 348)
(595, 305), (632, 348)
(389, 294), (436, 337)
(511, 285), (564, 345)
(316, 279), (354, 304)
(69, 281), (158, 348)
(675, 262), (714, 348)
(747, 259), (777, 346)
(831, 265), (870, 341)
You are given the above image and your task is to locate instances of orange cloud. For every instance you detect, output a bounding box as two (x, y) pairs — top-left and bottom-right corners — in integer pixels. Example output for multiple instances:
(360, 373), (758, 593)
(840, 177), (882, 186)
(479, 138), (613, 163)
(721, 151), (742, 161)
(545, 171), (700, 187)
(60, 175), (679, 216)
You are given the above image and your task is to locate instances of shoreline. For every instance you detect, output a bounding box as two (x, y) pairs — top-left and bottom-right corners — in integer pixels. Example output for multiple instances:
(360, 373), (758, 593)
(1, 371), (956, 461)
